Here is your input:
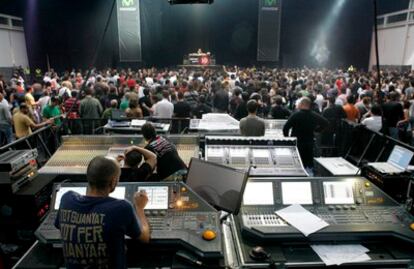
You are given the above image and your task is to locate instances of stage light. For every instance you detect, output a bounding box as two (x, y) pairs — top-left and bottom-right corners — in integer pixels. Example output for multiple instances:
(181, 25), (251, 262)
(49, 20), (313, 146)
(310, 0), (346, 65)
(168, 0), (214, 5)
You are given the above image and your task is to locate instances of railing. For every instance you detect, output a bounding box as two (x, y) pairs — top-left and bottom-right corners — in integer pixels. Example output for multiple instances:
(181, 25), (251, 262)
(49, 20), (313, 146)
(376, 8), (414, 28)
(338, 120), (414, 166)
(0, 125), (60, 166)
(0, 13), (24, 32)
(61, 117), (191, 135)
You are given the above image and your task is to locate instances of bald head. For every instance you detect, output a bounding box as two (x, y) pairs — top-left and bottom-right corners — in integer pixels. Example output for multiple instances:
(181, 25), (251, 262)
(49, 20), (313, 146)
(110, 99), (118, 108)
(298, 97), (311, 110)
(87, 156), (120, 193)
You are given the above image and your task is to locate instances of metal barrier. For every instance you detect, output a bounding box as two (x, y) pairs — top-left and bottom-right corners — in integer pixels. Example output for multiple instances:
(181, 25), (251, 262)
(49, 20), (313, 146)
(62, 117), (191, 135)
(0, 125), (60, 166)
(338, 120), (414, 166)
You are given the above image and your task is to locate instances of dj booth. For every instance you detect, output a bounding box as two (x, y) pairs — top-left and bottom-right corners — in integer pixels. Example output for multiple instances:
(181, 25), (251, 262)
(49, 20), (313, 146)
(183, 52), (216, 66)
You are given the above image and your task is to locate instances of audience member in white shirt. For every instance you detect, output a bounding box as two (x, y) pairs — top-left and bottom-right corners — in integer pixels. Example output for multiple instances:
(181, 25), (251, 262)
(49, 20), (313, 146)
(361, 104), (382, 132)
(153, 90), (174, 118)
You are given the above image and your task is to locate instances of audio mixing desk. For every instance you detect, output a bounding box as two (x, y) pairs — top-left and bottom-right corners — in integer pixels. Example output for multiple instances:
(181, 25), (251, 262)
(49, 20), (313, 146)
(39, 135), (199, 176)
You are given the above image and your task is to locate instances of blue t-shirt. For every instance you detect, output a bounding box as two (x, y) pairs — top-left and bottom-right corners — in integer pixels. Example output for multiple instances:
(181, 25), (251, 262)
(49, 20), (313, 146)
(54, 191), (141, 269)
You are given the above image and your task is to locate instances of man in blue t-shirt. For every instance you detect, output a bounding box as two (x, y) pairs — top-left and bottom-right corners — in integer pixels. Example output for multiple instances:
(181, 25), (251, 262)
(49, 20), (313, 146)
(55, 156), (150, 269)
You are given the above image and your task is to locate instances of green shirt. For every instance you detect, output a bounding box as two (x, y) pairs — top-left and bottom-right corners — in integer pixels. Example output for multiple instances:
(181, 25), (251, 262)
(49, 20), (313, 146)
(120, 100), (129, 111)
(42, 105), (61, 125)
(102, 108), (113, 119)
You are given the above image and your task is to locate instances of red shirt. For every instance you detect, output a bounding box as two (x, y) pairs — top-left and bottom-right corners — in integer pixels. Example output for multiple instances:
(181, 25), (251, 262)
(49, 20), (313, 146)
(127, 79), (136, 89)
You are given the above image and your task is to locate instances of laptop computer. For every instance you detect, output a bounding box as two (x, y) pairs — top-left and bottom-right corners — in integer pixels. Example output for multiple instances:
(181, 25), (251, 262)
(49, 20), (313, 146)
(368, 145), (414, 174)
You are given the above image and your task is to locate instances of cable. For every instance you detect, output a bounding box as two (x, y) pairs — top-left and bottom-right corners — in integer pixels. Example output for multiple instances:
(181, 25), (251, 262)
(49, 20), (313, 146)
(62, 0), (117, 123)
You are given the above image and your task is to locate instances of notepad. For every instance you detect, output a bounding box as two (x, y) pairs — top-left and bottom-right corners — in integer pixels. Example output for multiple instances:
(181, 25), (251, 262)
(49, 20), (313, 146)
(311, 244), (371, 266)
(275, 204), (329, 236)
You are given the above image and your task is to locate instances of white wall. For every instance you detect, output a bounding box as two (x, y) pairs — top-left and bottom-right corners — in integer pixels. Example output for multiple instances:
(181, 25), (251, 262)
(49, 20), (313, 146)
(0, 28), (29, 68)
(369, 24), (410, 69)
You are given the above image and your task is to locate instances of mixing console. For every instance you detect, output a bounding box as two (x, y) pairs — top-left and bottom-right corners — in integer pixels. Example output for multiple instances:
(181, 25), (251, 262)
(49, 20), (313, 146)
(40, 135), (199, 175)
(264, 119), (286, 138)
(205, 136), (307, 177)
(238, 177), (414, 243)
(35, 182), (222, 259)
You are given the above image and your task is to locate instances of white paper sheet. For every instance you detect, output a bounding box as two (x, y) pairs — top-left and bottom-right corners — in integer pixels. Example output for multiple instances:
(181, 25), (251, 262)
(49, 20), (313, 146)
(311, 244), (371, 266)
(275, 204), (329, 236)
(131, 119), (147, 127)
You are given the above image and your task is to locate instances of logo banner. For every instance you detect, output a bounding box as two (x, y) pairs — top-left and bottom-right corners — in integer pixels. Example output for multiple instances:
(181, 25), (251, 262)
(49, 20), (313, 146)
(117, 0), (142, 62)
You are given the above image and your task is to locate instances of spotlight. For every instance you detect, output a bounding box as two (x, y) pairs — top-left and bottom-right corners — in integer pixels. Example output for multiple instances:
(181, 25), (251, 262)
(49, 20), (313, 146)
(310, 0), (346, 65)
(168, 0), (214, 5)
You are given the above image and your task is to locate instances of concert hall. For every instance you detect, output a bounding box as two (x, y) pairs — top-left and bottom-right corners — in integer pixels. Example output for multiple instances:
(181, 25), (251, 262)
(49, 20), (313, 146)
(2, 0), (414, 268)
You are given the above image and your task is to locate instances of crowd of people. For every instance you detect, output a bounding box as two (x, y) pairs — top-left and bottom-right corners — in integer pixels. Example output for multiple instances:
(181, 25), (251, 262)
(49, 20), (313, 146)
(0, 66), (413, 147)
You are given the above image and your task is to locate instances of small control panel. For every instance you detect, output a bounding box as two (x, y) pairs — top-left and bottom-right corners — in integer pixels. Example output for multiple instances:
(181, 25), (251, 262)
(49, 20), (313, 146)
(35, 182), (222, 259)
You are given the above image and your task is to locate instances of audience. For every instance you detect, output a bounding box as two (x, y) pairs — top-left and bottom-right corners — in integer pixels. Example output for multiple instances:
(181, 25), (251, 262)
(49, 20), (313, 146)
(1, 66), (414, 145)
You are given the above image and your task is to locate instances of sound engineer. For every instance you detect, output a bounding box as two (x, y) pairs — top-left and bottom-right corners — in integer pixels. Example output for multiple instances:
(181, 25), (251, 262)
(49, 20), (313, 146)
(141, 123), (187, 180)
(117, 145), (157, 181)
(54, 156), (150, 269)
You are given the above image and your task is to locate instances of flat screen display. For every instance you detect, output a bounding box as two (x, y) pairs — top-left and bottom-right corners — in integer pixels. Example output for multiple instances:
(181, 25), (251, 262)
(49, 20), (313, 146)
(323, 182), (354, 204)
(243, 182), (274, 205)
(54, 186), (126, 210)
(186, 158), (248, 214)
(388, 145), (414, 169)
(137, 186), (169, 210)
(281, 182), (313, 205)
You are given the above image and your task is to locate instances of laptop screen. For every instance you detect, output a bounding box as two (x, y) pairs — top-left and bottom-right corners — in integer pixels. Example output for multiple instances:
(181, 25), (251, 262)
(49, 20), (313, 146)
(387, 145), (414, 170)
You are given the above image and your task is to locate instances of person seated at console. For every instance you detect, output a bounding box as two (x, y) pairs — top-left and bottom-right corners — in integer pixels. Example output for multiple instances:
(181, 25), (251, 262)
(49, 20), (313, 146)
(117, 146), (157, 181)
(54, 156), (150, 268)
(239, 100), (265, 136)
(141, 122), (187, 181)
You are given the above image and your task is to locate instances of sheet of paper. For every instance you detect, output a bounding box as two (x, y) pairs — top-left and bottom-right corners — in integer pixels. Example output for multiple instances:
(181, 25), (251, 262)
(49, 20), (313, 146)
(131, 119), (147, 127)
(311, 244), (370, 266)
(275, 204), (329, 236)
(243, 182), (274, 205)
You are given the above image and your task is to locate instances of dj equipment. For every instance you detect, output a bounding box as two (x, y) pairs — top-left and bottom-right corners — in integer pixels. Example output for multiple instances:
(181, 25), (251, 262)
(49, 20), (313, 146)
(35, 182), (222, 259)
(361, 165), (411, 203)
(40, 135), (199, 176)
(314, 157), (360, 176)
(11, 174), (55, 226)
(0, 149), (38, 193)
(238, 177), (414, 243)
(204, 136), (307, 177)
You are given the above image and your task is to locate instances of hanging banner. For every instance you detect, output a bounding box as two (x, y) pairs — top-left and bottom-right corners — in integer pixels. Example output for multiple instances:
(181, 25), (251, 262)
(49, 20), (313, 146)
(117, 0), (142, 62)
(257, 0), (282, 62)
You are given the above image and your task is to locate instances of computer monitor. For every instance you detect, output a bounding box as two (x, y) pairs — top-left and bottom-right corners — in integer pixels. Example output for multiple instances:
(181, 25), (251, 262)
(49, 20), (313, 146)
(186, 158), (248, 215)
(111, 109), (127, 121)
(388, 145), (414, 170)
